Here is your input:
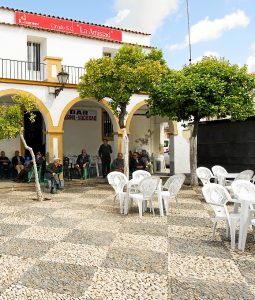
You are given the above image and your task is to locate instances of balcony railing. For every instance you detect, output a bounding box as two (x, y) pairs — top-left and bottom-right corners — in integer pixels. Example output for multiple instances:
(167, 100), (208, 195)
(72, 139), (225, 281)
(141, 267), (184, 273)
(62, 65), (85, 85)
(0, 58), (46, 81)
(0, 58), (85, 85)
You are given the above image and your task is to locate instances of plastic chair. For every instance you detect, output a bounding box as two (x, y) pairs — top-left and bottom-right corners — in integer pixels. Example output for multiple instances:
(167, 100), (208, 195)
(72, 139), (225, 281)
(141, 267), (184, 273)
(27, 165), (42, 183)
(196, 167), (215, 186)
(129, 176), (160, 218)
(225, 170), (254, 193)
(83, 162), (90, 179)
(107, 171), (128, 214)
(129, 170), (151, 193)
(231, 180), (255, 250)
(161, 174), (185, 214)
(202, 183), (240, 249)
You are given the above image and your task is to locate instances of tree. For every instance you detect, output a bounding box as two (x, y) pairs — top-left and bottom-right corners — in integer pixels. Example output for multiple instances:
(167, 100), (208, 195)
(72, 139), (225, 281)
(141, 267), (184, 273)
(148, 57), (255, 185)
(78, 44), (167, 177)
(0, 93), (44, 201)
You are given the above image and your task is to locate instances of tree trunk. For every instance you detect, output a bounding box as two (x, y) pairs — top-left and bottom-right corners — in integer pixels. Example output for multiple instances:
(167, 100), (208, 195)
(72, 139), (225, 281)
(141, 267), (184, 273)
(190, 119), (199, 186)
(20, 128), (44, 201)
(121, 127), (129, 179)
(118, 104), (129, 179)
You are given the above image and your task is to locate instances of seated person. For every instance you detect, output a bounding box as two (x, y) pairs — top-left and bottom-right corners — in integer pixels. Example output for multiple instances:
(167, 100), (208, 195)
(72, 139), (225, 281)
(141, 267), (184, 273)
(140, 149), (153, 174)
(12, 150), (25, 174)
(76, 149), (90, 179)
(45, 158), (63, 194)
(111, 153), (124, 173)
(0, 151), (12, 179)
(14, 160), (33, 182)
(129, 152), (146, 174)
(14, 151), (45, 183)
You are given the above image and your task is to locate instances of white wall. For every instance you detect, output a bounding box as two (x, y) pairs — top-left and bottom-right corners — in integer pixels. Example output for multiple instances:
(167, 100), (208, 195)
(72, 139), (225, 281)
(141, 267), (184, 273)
(0, 136), (20, 159)
(173, 123), (190, 174)
(63, 107), (115, 160)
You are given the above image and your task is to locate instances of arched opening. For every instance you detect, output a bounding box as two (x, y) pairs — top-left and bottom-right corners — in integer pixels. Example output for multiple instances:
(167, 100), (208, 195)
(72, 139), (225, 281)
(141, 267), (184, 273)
(127, 102), (177, 173)
(62, 98), (119, 175)
(0, 92), (47, 159)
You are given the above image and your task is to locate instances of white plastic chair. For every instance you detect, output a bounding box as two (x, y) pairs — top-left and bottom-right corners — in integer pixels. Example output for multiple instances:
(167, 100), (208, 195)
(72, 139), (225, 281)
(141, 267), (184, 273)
(231, 180), (255, 250)
(129, 176), (160, 218)
(129, 170), (151, 193)
(225, 170), (254, 193)
(202, 183), (240, 249)
(196, 167), (215, 186)
(107, 171), (128, 214)
(161, 174), (185, 214)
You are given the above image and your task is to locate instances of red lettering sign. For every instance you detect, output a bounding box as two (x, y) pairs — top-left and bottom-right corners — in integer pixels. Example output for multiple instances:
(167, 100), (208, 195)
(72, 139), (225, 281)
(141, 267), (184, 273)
(15, 11), (122, 42)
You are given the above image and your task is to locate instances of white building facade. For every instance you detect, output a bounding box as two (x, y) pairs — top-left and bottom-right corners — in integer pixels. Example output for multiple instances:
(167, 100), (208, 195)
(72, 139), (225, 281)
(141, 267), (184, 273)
(0, 6), (190, 174)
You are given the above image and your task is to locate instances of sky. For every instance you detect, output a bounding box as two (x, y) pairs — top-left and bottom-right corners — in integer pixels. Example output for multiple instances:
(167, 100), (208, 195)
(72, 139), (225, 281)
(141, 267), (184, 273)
(1, 0), (255, 72)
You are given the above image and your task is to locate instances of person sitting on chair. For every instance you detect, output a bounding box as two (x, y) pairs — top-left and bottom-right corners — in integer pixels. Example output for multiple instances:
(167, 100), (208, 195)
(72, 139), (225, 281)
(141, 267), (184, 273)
(76, 149), (90, 179)
(0, 151), (12, 179)
(11, 150), (25, 175)
(111, 153), (124, 173)
(129, 152), (146, 174)
(45, 158), (63, 194)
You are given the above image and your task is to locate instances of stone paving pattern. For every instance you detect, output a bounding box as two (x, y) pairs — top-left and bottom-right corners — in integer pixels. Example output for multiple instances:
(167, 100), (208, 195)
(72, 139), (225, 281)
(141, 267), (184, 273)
(0, 183), (254, 299)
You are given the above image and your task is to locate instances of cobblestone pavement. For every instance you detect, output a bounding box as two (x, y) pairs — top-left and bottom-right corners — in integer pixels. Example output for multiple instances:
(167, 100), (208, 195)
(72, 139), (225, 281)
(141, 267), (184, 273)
(0, 183), (254, 299)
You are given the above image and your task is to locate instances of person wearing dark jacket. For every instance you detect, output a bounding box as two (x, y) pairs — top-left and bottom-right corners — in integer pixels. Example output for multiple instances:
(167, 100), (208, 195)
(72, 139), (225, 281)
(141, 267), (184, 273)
(75, 149), (90, 179)
(45, 158), (63, 194)
(12, 150), (25, 174)
(129, 152), (146, 174)
(0, 151), (11, 179)
(98, 139), (112, 178)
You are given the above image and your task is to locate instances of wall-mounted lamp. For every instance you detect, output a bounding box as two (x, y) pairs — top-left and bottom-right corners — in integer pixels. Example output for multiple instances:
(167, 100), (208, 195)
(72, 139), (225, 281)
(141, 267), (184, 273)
(54, 68), (69, 97)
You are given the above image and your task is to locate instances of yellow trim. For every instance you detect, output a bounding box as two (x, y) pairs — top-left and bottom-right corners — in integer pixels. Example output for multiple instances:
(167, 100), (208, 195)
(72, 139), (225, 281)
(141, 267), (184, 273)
(114, 132), (123, 152)
(57, 96), (121, 134)
(0, 78), (77, 88)
(43, 56), (62, 82)
(0, 88), (54, 130)
(126, 100), (178, 135)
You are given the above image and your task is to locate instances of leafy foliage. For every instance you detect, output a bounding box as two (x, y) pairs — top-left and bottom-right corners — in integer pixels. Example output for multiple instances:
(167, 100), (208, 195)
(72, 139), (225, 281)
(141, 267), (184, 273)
(0, 93), (38, 139)
(78, 44), (167, 127)
(148, 57), (255, 122)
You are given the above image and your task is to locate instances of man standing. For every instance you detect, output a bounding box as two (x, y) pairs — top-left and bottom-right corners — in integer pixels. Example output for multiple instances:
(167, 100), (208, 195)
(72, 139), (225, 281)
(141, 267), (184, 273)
(98, 139), (112, 178)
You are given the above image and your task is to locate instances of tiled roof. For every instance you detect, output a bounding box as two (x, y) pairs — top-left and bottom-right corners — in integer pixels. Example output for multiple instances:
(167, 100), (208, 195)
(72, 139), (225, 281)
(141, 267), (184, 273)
(0, 6), (151, 36)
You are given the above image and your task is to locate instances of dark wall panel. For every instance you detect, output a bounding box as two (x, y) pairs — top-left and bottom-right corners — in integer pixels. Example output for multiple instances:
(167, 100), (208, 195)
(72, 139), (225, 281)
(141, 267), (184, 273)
(198, 118), (255, 172)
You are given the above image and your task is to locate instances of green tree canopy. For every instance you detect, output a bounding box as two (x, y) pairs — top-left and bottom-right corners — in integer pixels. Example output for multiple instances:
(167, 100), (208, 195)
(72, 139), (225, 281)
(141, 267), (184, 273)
(149, 57), (255, 122)
(148, 56), (255, 185)
(0, 93), (37, 139)
(78, 44), (167, 128)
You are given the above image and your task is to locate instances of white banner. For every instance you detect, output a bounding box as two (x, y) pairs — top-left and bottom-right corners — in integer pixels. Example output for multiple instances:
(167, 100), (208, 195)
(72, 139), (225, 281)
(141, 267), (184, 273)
(65, 109), (97, 121)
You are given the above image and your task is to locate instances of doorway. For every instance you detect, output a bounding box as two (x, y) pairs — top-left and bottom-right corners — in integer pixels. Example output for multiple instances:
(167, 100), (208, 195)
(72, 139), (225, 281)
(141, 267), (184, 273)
(24, 111), (46, 157)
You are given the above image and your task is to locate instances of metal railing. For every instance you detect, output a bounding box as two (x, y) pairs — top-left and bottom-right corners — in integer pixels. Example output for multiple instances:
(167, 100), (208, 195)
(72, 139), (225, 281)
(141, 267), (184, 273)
(62, 64), (85, 85)
(0, 58), (85, 85)
(0, 58), (46, 81)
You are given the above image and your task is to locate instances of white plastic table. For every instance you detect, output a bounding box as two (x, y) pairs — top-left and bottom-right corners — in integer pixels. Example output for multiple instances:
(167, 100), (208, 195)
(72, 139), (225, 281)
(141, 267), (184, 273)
(237, 193), (255, 251)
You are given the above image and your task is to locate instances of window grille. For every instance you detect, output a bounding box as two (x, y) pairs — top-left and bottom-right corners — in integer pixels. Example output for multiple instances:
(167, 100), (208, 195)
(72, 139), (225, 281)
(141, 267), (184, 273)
(102, 110), (113, 140)
(27, 42), (41, 71)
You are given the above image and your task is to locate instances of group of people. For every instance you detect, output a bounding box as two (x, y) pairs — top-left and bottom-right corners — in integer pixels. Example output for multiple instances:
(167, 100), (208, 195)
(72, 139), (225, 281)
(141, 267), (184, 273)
(73, 139), (152, 180)
(0, 150), (46, 182)
(0, 150), (42, 180)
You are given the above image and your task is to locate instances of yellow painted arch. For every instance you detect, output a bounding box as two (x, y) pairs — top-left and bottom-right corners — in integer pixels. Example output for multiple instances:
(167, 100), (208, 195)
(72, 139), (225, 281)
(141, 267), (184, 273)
(126, 100), (178, 135)
(58, 96), (121, 133)
(0, 88), (54, 130)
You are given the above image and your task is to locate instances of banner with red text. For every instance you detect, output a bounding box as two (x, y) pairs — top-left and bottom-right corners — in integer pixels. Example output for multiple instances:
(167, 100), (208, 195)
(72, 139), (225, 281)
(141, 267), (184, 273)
(15, 11), (122, 42)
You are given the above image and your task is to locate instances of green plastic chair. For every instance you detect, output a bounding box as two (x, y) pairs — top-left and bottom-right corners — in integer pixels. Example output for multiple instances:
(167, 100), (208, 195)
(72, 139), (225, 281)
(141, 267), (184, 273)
(83, 162), (90, 179)
(27, 165), (42, 183)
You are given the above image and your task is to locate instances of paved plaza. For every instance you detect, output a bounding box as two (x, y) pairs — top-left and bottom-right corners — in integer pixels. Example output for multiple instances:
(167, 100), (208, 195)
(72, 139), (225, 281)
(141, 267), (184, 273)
(0, 182), (254, 299)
